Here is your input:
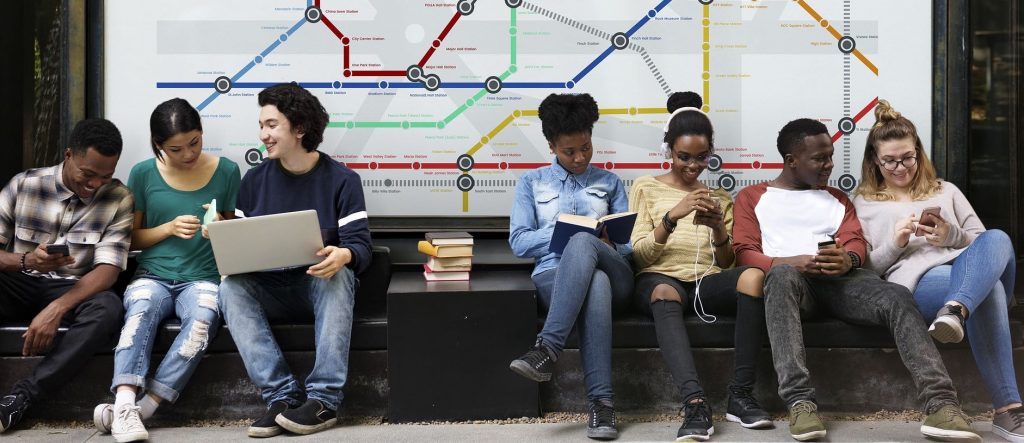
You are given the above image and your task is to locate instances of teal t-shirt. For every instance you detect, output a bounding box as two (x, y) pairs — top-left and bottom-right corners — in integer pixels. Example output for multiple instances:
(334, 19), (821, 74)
(127, 157), (241, 281)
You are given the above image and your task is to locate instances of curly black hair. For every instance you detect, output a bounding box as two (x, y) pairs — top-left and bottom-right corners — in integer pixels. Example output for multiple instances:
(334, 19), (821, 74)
(150, 98), (202, 160)
(68, 118), (123, 157)
(664, 91), (713, 151)
(258, 83), (329, 152)
(776, 118), (828, 157)
(537, 93), (599, 143)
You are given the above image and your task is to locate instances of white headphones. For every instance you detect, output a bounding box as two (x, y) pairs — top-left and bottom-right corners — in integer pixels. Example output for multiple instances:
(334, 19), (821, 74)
(661, 106), (708, 156)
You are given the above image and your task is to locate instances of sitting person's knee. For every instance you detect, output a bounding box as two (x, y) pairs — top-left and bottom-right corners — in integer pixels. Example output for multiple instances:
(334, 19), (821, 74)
(737, 268), (765, 298)
(650, 283), (683, 303)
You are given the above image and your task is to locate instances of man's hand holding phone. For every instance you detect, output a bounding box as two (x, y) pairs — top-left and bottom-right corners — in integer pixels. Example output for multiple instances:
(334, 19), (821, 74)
(814, 240), (852, 276)
(26, 243), (75, 273)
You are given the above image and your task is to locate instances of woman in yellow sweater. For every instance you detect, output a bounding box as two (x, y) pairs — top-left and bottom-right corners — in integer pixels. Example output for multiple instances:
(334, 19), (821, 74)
(629, 91), (770, 441)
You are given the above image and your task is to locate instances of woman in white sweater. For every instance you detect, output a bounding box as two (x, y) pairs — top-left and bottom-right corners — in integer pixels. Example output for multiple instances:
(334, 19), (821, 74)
(853, 100), (1022, 442)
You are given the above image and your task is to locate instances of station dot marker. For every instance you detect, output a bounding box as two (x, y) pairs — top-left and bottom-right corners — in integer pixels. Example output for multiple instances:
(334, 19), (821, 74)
(629, 107), (637, 115)
(466, 98), (475, 107)
(509, 27), (517, 35)
(661, 162), (671, 170)
(702, 72), (710, 80)
(605, 162), (614, 170)
(332, 81), (341, 89)
(509, 65), (518, 73)
(379, 81), (390, 89)
(432, 39), (441, 48)
(648, 9), (657, 18)
(819, 19), (829, 27)
(369, 162), (378, 170)
(436, 121), (446, 129)
(702, 43), (710, 51)
(499, 162), (509, 170)
(565, 81), (575, 89)
(254, 55), (263, 64)
(702, 19), (710, 26)
(280, 34), (288, 42)
(346, 121), (355, 129)
(701, 105), (710, 112)
(752, 161), (762, 169)
(402, 121), (410, 129)
(412, 162), (421, 170)
(343, 69), (352, 77)
(513, 110), (522, 117)
(342, 37), (350, 45)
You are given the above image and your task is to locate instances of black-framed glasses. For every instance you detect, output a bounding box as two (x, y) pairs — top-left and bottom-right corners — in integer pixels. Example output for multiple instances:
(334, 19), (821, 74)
(878, 156), (917, 171)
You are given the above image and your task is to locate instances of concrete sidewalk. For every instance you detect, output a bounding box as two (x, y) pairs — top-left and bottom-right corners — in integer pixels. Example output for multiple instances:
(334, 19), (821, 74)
(2, 420), (998, 442)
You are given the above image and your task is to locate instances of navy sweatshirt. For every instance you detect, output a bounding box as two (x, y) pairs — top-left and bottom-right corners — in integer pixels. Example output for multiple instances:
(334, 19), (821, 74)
(236, 151), (372, 275)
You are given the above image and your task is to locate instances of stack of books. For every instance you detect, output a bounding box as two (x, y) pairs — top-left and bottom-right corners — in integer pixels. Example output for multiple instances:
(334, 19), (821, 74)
(417, 232), (473, 281)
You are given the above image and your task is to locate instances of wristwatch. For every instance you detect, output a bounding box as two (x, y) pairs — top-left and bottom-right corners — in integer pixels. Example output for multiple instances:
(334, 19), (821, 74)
(847, 251), (862, 269)
(662, 211), (677, 233)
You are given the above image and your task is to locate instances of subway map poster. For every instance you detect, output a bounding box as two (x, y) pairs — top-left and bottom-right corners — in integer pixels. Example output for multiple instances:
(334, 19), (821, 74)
(104, 0), (931, 216)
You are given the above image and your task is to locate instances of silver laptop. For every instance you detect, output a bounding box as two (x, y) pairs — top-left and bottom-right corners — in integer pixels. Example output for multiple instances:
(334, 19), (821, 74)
(207, 209), (324, 275)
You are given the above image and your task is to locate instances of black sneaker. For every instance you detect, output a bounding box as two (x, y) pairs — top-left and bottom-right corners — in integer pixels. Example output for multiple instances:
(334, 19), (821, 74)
(677, 398), (714, 441)
(587, 398), (618, 440)
(726, 386), (773, 429)
(0, 394), (29, 433)
(509, 338), (557, 382)
(276, 399), (337, 435)
(247, 400), (290, 438)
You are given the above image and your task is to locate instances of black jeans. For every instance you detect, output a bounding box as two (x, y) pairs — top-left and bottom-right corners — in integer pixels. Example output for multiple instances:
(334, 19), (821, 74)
(0, 272), (122, 402)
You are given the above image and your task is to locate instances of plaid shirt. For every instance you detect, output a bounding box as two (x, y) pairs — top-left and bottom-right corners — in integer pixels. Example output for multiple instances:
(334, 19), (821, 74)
(0, 164), (134, 279)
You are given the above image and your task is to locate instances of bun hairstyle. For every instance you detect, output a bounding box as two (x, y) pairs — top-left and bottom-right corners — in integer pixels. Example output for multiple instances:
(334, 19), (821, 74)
(855, 99), (942, 201)
(662, 91), (713, 156)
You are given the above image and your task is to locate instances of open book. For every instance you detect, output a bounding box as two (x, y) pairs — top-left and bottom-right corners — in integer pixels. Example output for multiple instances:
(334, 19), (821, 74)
(549, 212), (637, 254)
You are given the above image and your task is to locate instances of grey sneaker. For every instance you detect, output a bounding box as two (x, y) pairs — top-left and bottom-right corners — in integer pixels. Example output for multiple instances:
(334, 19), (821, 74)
(110, 404), (148, 443)
(93, 403), (113, 433)
(994, 406), (1024, 442)
(929, 304), (966, 343)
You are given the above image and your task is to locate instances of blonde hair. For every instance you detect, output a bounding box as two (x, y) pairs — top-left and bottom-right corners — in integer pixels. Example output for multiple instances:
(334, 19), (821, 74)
(855, 99), (942, 201)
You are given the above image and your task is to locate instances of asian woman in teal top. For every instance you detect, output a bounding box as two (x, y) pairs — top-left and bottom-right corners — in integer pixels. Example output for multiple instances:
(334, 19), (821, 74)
(93, 98), (240, 442)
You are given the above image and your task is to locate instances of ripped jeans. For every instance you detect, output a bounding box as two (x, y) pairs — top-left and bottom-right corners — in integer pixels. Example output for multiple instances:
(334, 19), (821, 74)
(111, 271), (221, 403)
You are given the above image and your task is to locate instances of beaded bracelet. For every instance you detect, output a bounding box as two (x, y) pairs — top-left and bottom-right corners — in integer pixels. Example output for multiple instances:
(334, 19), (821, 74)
(20, 251), (29, 272)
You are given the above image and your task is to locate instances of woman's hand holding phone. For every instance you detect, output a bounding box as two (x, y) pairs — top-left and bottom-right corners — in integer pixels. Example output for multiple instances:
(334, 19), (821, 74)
(893, 213), (918, 248)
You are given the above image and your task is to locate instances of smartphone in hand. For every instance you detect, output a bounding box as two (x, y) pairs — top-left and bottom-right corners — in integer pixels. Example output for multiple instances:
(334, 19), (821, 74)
(817, 239), (837, 250)
(915, 206), (941, 237)
(45, 243), (70, 256)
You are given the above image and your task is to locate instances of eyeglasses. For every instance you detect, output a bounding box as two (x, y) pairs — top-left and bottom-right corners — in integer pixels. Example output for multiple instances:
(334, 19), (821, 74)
(878, 156), (917, 171)
(677, 153), (710, 165)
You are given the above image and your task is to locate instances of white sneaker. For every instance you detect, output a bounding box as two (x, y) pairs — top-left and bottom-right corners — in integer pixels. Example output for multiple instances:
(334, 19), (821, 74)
(111, 404), (148, 442)
(93, 403), (113, 433)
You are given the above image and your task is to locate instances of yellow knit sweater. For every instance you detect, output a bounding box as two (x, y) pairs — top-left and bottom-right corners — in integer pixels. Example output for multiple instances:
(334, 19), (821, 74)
(628, 175), (735, 281)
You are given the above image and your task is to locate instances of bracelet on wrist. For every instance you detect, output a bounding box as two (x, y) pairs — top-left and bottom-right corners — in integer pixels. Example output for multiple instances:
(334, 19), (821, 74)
(20, 251), (29, 272)
(847, 251), (862, 268)
(712, 234), (732, 248)
(661, 211), (677, 233)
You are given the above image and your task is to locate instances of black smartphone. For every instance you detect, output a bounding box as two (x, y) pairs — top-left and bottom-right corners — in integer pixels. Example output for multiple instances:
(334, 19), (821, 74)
(817, 240), (837, 250)
(45, 244), (69, 256)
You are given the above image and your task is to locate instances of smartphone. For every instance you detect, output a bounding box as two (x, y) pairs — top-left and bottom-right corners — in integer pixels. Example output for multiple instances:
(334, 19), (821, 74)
(46, 243), (70, 256)
(915, 206), (941, 237)
(203, 198), (218, 225)
(817, 239), (837, 250)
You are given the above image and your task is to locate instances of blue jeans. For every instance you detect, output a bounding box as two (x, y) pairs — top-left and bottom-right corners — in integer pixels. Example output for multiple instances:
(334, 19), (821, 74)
(913, 229), (1021, 408)
(218, 267), (356, 411)
(533, 233), (633, 402)
(112, 272), (221, 402)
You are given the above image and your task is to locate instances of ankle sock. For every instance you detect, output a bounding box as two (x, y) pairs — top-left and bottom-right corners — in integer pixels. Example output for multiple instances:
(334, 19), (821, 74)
(137, 394), (159, 419)
(114, 390), (135, 410)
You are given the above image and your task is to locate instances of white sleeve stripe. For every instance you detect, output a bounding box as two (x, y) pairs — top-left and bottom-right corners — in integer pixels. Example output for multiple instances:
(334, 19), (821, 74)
(337, 211), (368, 227)
(234, 209), (246, 218)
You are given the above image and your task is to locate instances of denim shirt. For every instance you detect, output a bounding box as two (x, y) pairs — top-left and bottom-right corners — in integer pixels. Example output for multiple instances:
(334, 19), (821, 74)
(510, 157), (633, 276)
